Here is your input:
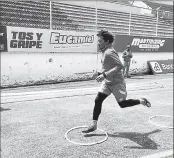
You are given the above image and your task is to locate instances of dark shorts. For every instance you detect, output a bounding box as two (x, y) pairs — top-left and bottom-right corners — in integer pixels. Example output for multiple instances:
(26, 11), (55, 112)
(99, 81), (127, 102)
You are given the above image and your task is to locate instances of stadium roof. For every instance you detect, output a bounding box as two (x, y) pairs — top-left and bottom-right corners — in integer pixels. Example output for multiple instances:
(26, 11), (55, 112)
(152, 1), (173, 6)
(103, 0), (131, 5)
(143, 1), (173, 12)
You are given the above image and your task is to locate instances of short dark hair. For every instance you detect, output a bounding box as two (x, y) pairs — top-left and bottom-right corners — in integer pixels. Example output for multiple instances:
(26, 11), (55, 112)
(97, 30), (114, 44)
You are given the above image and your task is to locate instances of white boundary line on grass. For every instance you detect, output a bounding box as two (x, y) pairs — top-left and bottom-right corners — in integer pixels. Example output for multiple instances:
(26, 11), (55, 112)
(141, 149), (173, 158)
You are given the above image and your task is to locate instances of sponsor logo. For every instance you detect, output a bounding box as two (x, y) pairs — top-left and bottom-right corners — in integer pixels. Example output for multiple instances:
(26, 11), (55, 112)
(149, 62), (162, 73)
(161, 64), (173, 70)
(10, 31), (43, 48)
(50, 32), (94, 44)
(131, 38), (165, 49)
(148, 60), (173, 74)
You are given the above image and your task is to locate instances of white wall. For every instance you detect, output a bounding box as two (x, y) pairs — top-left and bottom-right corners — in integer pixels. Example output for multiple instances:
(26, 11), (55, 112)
(125, 52), (173, 74)
(1, 52), (98, 87)
(1, 52), (173, 87)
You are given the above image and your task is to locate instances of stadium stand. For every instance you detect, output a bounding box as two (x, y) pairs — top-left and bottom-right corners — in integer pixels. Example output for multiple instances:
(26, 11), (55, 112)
(0, 1), (173, 38)
(0, 1), (50, 29)
(143, 1), (173, 27)
(143, 1), (173, 12)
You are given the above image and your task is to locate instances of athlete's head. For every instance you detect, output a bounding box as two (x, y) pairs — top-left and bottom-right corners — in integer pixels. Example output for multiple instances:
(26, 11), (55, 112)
(97, 30), (114, 50)
(126, 45), (131, 51)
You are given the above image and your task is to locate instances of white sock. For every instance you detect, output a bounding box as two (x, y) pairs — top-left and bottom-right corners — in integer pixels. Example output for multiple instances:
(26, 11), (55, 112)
(139, 98), (144, 104)
(92, 120), (97, 126)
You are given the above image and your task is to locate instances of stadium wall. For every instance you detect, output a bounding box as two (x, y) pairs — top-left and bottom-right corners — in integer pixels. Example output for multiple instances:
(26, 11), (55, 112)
(0, 25), (173, 88)
(1, 51), (173, 88)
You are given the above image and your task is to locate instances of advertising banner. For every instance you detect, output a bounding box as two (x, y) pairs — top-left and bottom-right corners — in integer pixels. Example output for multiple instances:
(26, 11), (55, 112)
(0, 26), (8, 52)
(147, 59), (173, 74)
(114, 35), (173, 52)
(7, 26), (97, 52)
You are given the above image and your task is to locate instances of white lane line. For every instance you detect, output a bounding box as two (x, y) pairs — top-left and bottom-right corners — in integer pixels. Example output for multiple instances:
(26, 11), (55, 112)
(1, 85), (172, 104)
(1, 87), (99, 96)
(1, 79), (172, 97)
(1, 75), (172, 96)
(1, 84), (171, 97)
(141, 149), (173, 158)
(1, 85), (171, 104)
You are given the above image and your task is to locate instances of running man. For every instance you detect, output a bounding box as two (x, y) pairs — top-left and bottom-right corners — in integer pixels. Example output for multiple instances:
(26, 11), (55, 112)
(122, 45), (132, 78)
(82, 30), (151, 133)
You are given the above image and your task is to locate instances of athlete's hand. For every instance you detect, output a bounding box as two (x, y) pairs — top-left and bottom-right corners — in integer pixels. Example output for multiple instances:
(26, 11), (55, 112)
(92, 71), (101, 79)
(96, 74), (105, 82)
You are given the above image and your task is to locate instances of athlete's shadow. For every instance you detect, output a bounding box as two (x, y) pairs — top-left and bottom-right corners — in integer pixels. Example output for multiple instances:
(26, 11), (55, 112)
(0, 107), (11, 112)
(84, 129), (161, 149)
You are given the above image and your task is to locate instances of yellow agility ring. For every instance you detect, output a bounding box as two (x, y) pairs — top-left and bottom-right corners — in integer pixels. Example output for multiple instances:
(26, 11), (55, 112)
(65, 126), (108, 146)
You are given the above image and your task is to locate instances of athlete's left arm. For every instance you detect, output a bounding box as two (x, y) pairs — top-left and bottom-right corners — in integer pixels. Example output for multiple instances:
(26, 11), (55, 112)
(105, 52), (124, 77)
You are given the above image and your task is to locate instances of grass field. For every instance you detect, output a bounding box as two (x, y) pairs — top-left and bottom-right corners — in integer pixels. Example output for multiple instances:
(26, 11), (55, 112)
(1, 73), (173, 158)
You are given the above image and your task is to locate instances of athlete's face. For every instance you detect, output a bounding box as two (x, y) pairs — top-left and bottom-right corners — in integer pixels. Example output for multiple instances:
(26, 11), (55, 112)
(98, 36), (109, 51)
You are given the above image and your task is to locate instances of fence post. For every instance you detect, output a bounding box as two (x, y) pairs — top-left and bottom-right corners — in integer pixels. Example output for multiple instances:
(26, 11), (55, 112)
(155, 7), (161, 37)
(156, 10), (159, 36)
(128, 6), (131, 35)
(128, 1), (134, 35)
(95, 0), (98, 33)
(50, 1), (52, 29)
(95, 0), (99, 71)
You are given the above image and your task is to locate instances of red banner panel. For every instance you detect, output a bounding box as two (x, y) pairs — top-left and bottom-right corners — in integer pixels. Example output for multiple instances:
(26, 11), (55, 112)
(114, 35), (173, 52)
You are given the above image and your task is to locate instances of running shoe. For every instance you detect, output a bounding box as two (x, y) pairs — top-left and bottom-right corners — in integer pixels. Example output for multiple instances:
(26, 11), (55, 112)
(82, 125), (97, 133)
(142, 97), (151, 107)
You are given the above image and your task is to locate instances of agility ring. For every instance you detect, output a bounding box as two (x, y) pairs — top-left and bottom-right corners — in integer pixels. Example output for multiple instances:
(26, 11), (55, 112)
(149, 115), (173, 129)
(65, 126), (108, 146)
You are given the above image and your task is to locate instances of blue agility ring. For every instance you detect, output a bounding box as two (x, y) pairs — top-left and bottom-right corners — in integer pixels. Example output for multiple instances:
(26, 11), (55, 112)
(65, 125), (108, 146)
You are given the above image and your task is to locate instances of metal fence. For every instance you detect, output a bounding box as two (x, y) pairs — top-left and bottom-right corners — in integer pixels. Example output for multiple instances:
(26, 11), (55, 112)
(0, 1), (173, 38)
